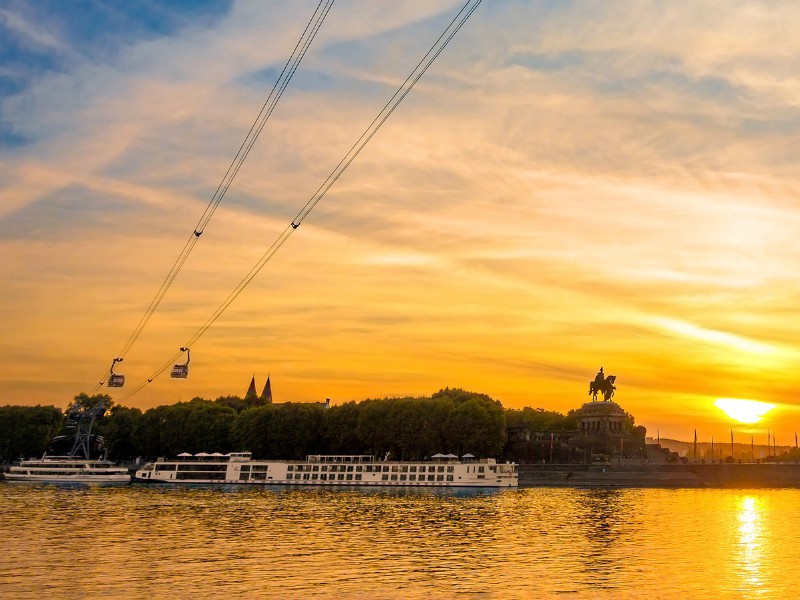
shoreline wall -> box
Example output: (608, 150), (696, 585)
(519, 463), (800, 487)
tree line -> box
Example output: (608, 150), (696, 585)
(1, 388), (522, 462)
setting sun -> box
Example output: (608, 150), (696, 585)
(714, 399), (776, 424)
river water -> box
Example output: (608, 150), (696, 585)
(1, 483), (798, 599)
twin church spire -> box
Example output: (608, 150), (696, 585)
(245, 374), (272, 403)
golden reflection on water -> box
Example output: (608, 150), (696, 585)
(1, 484), (800, 599)
(737, 496), (764, 595)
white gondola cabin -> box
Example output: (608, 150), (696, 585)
(171, 364), (188, 378)
(108, 374), (125, 387)
(170, 347), (190, 379)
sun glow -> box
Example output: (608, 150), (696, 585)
(714, 398), (776, 424)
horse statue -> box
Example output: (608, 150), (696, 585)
(588, 370), (616, 402)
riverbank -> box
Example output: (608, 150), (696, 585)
(519, 462), (800, 487)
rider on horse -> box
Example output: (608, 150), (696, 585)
(589, 367), (616, 401)
(594, 367), (605, 387)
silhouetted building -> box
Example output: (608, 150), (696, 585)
(505, 399), (646, 464)
(245, 376), (258, 400)
(243, 375), (330, 409)
(261, 376), (273, 404)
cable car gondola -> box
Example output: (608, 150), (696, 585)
(107, 358), (125, 388)
(171, 347), (190, 379)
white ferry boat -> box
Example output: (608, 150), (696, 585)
(5, 456), (130, 483)
(135, 453), (518, 487)
(4, 397), (130, 484)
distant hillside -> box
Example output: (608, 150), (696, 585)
(651, 437), (793, 459)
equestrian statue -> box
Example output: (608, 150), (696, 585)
(588, 367), (617, 402)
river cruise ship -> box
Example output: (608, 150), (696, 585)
(5, 456), (131, 483)
(134, 453), (518, 487)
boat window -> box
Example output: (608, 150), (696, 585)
(391, 466), (399, 472)
(381, 474), (388, 481)
(176, 472), (226, 481)
(355, 474), (362, 481)
(400, 466), (408, 473)
(346, 474), (353, 480)
(382, 466), (389, 473)
(400, 474), (407, 481)
(478, 466), (485, 473)
(409, 475), (416, 481)
(410, 466), (417, 473)
(390, 474), (398, 481)
(347, 465), (354, 472)
(337, 474), (344, 480)
(287, 465), (294, 471)
(428, 466), (436, 473)
(446, 475), (453, 481)
(427, 475), (435, 481)
(436, 475), (444, 481)
(437, 466), (444, 473)
(177, 464), (227, 472)
(447, 466), (454, 473)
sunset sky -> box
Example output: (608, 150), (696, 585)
(2, 0), (799, 442)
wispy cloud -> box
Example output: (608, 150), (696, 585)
(1, 1), (799, 442)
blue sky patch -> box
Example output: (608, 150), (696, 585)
(0, 0), (234, 99)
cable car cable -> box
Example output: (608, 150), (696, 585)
(117, 0), (483, 402)
(91, 0), (334, 393)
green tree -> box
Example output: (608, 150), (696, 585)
(132, 406), (167, 458)
(265, 403), (325, 459)
(0, 405), (63, 461)
(215, 394), (271, 413)
(506, 407), (569, 431)
(232, 405), (274, 457)
(445, 398), (507, 457)
(95, 404), (142, 460)
(71, 392), (114, 412)
(322, 401), (362, 454)
(183, 403), (237, 453)
(356, 399), (394, 455)
(158, 402), (195, 456)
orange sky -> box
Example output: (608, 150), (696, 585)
(1, 1), (799, 443)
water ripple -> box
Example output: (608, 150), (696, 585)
(1, 484), (799, 598)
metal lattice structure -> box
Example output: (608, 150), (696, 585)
(62, 399), (107, 459)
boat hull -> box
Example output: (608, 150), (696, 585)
(6, 457), (131, 484)
(5, 473), (131, 483)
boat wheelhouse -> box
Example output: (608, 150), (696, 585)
(135, 453), (518, 487)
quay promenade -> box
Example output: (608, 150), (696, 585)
(518, 462), (800, 487)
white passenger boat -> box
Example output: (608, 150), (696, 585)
(5, 456), (130, 483)
(4, 397), (130, 484)
(135, 453), (518, 487)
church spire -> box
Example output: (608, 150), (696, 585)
(245, 375), (257, 400)
(260, 375), (273, 404)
